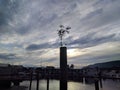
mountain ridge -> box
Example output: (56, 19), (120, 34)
(83, 60), (120, 69)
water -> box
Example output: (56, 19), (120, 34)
(19, 79), (120, 90)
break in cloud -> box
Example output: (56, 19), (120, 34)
(0, 0), (120, 68)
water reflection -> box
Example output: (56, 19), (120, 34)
(102, 79), (120, 90)
(68, 81), (94, 90)
(19, 79), (120, 90)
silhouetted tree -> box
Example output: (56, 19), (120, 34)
(57, 25), (71, 46)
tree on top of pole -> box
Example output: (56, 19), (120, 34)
(57, 25), (71, 47)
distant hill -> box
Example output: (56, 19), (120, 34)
(83, 60), (120, 69)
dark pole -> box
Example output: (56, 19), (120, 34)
(99, 71), (103, 88)
(99, 78), (102, 88)
(60, 47), (67, 90)
(95, 80), (99, 90)
(57, 25), (70, 90)
(36, 70), (39, 90)
(47, 77), (49, 90)
(47, 72), (49, 90)
(29, 70), (33, 90)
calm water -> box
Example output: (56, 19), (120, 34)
(18, 79), (120, 90)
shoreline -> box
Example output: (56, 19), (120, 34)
(0, 86), (28, 90)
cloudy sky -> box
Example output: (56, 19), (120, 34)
(0, 0), (120, 68)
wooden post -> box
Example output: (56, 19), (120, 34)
(36, 70), (39, 90)
(13, 81), (20, 86)
(99, 78), (102, 88)
(29, 70), (33, 90)
(60, 47), (67, 90)
(95, 80), (99, 90)
(99, 72), (103, 88)
(47, 77), (49, 90)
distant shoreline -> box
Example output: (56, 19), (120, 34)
(0, 86), (28, 90)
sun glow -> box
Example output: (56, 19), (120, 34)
(67, 49), (84, 58)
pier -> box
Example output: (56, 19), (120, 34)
(0, 64), (120, 88)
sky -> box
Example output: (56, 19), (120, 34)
(0, 0), (120, 68)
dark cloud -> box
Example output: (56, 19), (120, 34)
(68, 33), (116, 48)
(26, 42), (58, 51)
(15, 25), (33, 35)
(26, 37), (60, 51)
(26, 32), (116, 51)
(26, 41), (60, 51)
(90, 53), (120, 62)
(81, 1), (120, 29)
(0, 53), (17, 60)
(0, 0), (19, 24)
(0, 0), (20, 34)
(44, 58), (56, 63)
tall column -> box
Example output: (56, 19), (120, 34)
(60, 47), (67, 90)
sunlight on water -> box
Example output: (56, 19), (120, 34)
(20, 79), (120, 90)
(68, 81), (94, 90)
